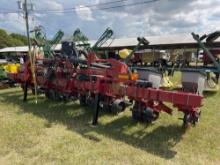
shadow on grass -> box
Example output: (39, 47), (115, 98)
(0, 88), (185, 159)
(203, 91), (219, 98)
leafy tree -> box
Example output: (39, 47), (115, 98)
(0, 29), (12, 48)
(0, 29), (28, 49)
(10, 33), (28, 45)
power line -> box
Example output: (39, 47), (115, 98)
(87, 0), (159, 11)
(0, 8), (17, 11)
(0, 0), (129, 13)
(36, 0), (130, 12)
(0, 0), (159, 15)
(38, 0), (159, 14)
(0, 10), (20, 14)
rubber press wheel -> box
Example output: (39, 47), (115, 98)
(182, 113), (191, 129)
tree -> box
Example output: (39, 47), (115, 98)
(10, 33), (28, 45)
(0, 29), (28, 49)
(0, 29), (12, 48)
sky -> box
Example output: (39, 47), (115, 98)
(0, 0), (220, 40)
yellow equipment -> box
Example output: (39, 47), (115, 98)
(161, 75), (174, 88)
(119, 49), (132, 59)
(120, 48), (174, 88)
(3, 63), (20, 74)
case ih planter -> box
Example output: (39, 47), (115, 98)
(8, 30), (203, 129)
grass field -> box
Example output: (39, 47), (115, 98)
(0, 86), (220, 164)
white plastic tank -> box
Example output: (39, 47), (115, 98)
(135, 68), (162, 89)
(181, 69), (206, 95)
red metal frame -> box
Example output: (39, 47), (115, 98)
(8, 51), (203, 127)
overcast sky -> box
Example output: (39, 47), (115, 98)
(0, 0), (220, 39)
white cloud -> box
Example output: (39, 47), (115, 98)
(34, 13), (46, 18)
(75, 5), (94, 21)
(1, 0), (220, 38)
(0, 13), (25, 33)
(92, 0), (220, 37)
(34, 0), (64, 16)
(0, 12), (40, 35)
(43, 1), (63, 11)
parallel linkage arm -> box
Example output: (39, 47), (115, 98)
(31, 26), (64, 58)
(192, 32), (220, 72)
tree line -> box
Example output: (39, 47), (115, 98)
(0, 29), (28, 49)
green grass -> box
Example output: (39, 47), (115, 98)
(0, 86), (219, 164)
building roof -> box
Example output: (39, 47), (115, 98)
(0, 45), (61, 53)
(0, 33), (220, 53)
(101, 33), (220, 49)
(0, 46), (28, 53)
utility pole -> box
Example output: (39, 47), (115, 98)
(24, 0), (31, 53)
(17, 0), (33, 56)
(17, 0), (35, 102)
